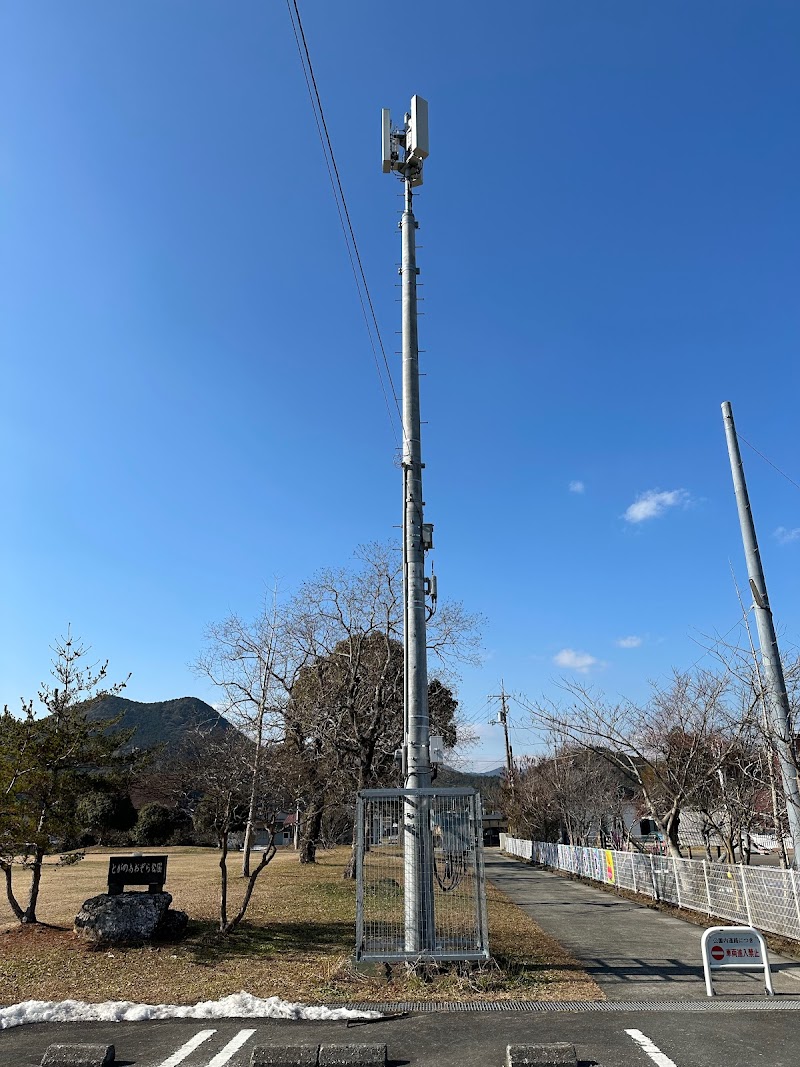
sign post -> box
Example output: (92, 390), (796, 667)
(107, 855), (168, 895)
(701, 925), (774, 997)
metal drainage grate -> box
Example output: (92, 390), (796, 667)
(332, 998), (800, 1013)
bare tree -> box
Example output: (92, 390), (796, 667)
(508, 741), (629, 846)
(194, 586), (289, 877)
(282, 542), (479, 874)
(522, 669), (753, 858)
(699, 621), (800, 867)
(195, 542), (482, 871)
(174, 728), (284, 934)
(693, 735), (771, 863)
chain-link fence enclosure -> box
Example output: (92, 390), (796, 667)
(355, 788), (490, 963)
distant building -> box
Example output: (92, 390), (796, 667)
(232, 811), (299, 850)
(481, 812), (508, 847)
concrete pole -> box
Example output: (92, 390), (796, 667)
(731, 567), (791, 868)
(401, 179), (431, 794)
(721, 400), (800, 868)
(400, 177), (435, 951)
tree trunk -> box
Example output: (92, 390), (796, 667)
(221, 838), (277, 935)
(724, 833), (736, 864)
(242, 698), (268, 878)
(703, 831), (713, 863)
(299, 801), (323, 864)
(23, 846), (45, 924)
(768, 758), (790, 869)
(663, 809), (682, 859)
(343, 771), (366, 880)
(219, 831), (229, 931)
(0, 861), (24, 923)
(343, 819), (357, 880)
(241, 821), (254, 878)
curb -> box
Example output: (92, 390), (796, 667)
(41, 1045), (115, 1067)
(251, 1045), (387, 1067)
(250, 1048), (318, 1067)
(506, 1044), (577, 1066)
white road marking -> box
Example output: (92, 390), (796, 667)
(205, 1028), (257, 1066)
(157, 1029), (216, 1067)
(625, 1028), (679, 1067)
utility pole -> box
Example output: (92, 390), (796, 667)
(729, 565), (791, 868)
(722, 400), (800, 868)
(383, 97), (435, 950)
(490, 683), (515, 835)
(489, 682), (515, 792)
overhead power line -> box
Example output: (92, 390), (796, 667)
(285, 0), (402, 445)
(736, 430), (800, 495)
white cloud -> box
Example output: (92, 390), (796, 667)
(569, 480), (585, 494)
(775, 526), (800, 545)
(553, 648), (599, 673)
(624, 488), (689, 524)
(616, 635), (643, 649)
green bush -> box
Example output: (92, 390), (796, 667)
(133, 803), (178, 846)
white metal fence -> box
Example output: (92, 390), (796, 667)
(356, 788), (490, 963)
(500, 834), (800, 942)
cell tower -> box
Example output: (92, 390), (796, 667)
(354, 97), (489, 965)
(384, 96), (434, 951)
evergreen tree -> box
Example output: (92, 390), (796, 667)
(0, 631), (132, 923)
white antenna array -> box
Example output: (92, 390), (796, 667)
(381, 95), (429, 186)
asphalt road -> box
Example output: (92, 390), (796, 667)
(3, 1006), (800, 1067)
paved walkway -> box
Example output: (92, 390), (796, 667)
(485, 849), (800, 999)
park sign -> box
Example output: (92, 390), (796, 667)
(701, 925), (774, 997)
(107, 855), (168, 895)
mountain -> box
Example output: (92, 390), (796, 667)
(86, 694), (232, 754)
(436, 765), (504, 812)
(476, 765), (506, 777)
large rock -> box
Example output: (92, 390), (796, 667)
(74, 891), (187, 944)
(155, 906), (189, 941)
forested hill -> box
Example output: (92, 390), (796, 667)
(436, 765), (504, 811)
(86, 695), (231, 753)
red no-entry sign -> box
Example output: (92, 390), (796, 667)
(701, 925), (774, 997)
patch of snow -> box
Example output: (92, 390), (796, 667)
(0, 991), (382, 1029)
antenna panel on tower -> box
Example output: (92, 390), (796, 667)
(381, 109), (393, 173)
(409, 96), (429, 161)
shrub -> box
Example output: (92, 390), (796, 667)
(133, 803), (178, 846)
(58, 851), (86, 866)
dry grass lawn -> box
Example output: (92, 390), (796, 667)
(0, 847), (602, 1006)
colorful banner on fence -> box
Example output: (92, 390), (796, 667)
(604, 849), (616, 884)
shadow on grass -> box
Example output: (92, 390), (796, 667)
(493, 955), (596, 975)
(184, 920), (354, 965)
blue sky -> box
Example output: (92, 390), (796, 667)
(2, 1), (799, 769)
